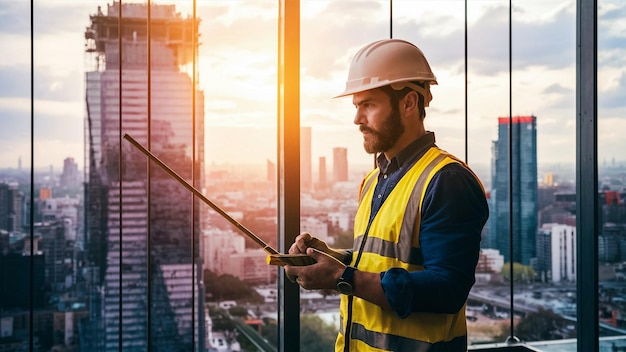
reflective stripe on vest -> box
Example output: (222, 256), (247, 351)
(337, 147), (470, 352)
(355, 149), (447, 266)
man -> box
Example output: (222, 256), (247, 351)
(285, 39), (489, 352)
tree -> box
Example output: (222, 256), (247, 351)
(204, 269), (264, 304)
(209, 307), (236, 332)
(259, 315), (337, 351)
(300, 315), (337, 352)
(515, 308), (576, 341)
(260, 317), (278, 347)
(501, 262), (536, 283)
(229, 306), (250, 318)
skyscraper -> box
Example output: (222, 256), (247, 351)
(318, 156), (327, 187)
(482, 141), (499, 250)
(493, 115), (538, 265)
(0, 182), (23, 233)
(333, 147), (348, 183)
(60, 157), (79, 189)
(536, 223), (576, 283)
(83, 3), (204, 350)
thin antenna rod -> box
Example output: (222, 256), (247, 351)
(389, 0), (393, 39)
(464, 0), (468, 163)
(29, 0), (34, 350)
(123, 134), (279, 255)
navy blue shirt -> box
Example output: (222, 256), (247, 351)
(363, 132), (489, 318)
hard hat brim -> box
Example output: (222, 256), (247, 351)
(333, 78), (438, 98)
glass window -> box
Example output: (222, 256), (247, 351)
(3, 1), (625, 351)
(598, 0), (626, 348)
(1, 1), (37, 350)
(194, 1), (280, 351)
(462, 1), (578, 348)
(299, 1), (393, 349)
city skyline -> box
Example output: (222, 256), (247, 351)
(1, 2), (625, 351)
(1, 1), (626, 171)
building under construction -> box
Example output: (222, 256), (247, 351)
(81, 2), (204, 351)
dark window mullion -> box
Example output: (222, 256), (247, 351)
(147, 1), (153, 350)
(118, 2), (124, 352)
(506, 0), (519, 343)
(576, 1), (599, 351)
(29, 0), (34, 350)
(191, 1), (198, 350)
(277, 0), (300, 350)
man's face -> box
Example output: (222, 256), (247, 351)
(352, 89), (404, 154)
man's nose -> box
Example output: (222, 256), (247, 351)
(353, 109), (365, 125)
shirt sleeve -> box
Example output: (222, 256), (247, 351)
(380, 163), (489, 318)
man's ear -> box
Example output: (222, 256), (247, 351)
(401, 91), (419, 113)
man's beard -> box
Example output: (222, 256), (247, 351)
(359, 109), (404, 154)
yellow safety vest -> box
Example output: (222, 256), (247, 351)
(336, 146), (476, 352)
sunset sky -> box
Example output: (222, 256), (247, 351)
(0, 0), (624, 173)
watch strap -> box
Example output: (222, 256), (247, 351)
(337, 266), (356, 295)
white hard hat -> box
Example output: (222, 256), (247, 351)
(335, 39), (437, 106)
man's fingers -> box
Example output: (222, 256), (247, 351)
(294, 232), (312, 253)
(304, 237), (326, 251)
(285, 267), (299, 282)
(307, 247), (345, 265)
(288, 243), (299, 254)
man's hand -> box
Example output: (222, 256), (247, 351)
(289, 232), (350, 263)
(285, 233), (392, 310)
(288, 232), (319, 254)
(284, 247), (346, 290)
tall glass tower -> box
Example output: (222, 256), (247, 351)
(493, 116), (538, 265)
(82, 3), (204, 351)
(333, 147), (348, 183)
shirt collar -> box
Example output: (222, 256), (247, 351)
(377, 131), (436, 173)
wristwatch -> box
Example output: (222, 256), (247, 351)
(336, 266), (356, 295)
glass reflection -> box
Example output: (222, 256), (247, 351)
(2, 0), (625, 351)
(1, 0), (38, 348)
(598, 0), (626, 348)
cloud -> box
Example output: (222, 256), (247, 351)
(0, 65), (83, 101)
(33, 2), (94, 34)
(298, 2), (579, 82)
(0, 105), (83, 168)
(197, 3), (277, 53)
(0, 108), (30, 142)
(600, 72), (626, 110)
(0, 98), (83, 136)
(0, 66), (30, 97)
(543, 83), (572, 95)
(297, 1), (623, 166)
(461, 4), (577, 76)
(600, 2), (626, 20)
(0, 1), (94, 35)
(0, 2), (31, 35)
(0, 0), (625, 169)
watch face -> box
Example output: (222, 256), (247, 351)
(337, 280), (353, 295)
(337, 266), (356, 295)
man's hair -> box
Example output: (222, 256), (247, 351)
(380, 81), (427, 120)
